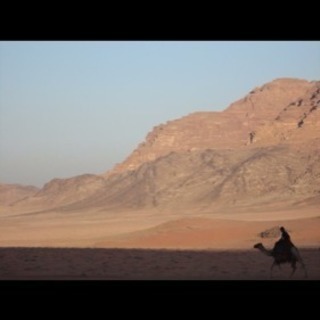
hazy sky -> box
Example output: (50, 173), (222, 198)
(1, 41), (320, 187)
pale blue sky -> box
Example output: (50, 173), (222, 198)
(1, 41), (319, 187)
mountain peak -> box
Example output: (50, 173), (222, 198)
(105, 78), (317, 177)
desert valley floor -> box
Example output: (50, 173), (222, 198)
(0, 205), (319, 280)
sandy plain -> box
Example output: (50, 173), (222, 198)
(0, 205), (319, 280)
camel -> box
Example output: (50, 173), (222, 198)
(253, 241), (308, 278)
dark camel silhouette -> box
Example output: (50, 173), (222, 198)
(253, 241), (308, 278)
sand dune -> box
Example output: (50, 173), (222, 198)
(94, 216), (320, 250)
(0, 205), (319, 250)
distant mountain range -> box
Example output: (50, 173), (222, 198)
(2, 78), (320, 213)
(0, 184), (39, 206)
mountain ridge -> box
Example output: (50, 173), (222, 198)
(0, 183), (39, 206)
(3, 78), (320, 213)
(104, 78), (317, 177)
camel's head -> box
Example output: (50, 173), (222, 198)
(253, 243), (263, 249)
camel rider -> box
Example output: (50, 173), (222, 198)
(280, 227), (292, 245)
(277, 226), (299, 259)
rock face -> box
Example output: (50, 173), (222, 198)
(252, 80), (320, 146)
(6, 78), (320, 212)
(61, 144), (319, 212)
(104, 78), (315, 176)
(0, 184), (39, 206)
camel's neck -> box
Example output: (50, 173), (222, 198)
(257, 245), (272, 256)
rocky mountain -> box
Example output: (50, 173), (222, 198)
(252, 80), (320, 146)
(0, 183), (39, 206)
(105, 78), (315, 176)
(57, 143), (319, 212)
(13, 174), (107, 211)
(6, 78), (320, 212)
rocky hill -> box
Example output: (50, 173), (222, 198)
(12, 174), (107, 211)
(105, 78), (315, 176)
(7, 78), (320, 212)
(58, 143), (319, 212)
(0, 184), (39, 206)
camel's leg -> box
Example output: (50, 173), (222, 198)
(301, 262), (308, 279)
(290, 261), (296, 279)
(291, 247), (308, 278)
(270, 261), (276, 279)
(291, 247), (300, 260)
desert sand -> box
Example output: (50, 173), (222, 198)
(0, 247), (319, 280)
(0, 205), (319, 280)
